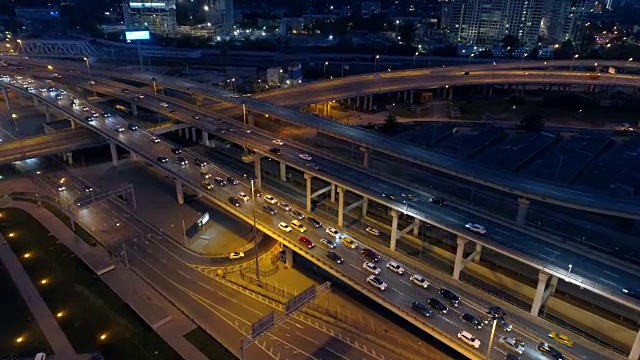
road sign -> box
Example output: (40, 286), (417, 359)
(285, 285), (316, 315)
(250, 311), (274, 339)
(197, 212), (210, 227)
(125, 31), (150, 41)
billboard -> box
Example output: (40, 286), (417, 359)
(125, 31), (150, 41)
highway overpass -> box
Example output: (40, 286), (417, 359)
(0, 129), (101, 164)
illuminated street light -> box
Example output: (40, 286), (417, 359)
(16, 337), (24, 343)
(8, 232), (15, 238)
(413, 52), (419, 68)
(99, 333), (107, 341)
(203, 5), (209, 11)
(570, 54), (579, 72)
(40, 279), (48, 285)
(23, 253), (31, 258)
(47, 65), (53, 70)
(323, 61), (328, 79)
(374, 55), (380, 72)
(83, 57), (91, 76)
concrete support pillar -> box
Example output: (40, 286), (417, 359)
(412, 218), (420, 236)
(547, 275), (558, 295)
(410, 91), (414, 104)
(33, 96), (39, 106)
(403, 91), (408, 103)
(305, 173), (312, 212)
(362, 198), (368, 217)
(368, 95), (373, 111)
(517, 197), (531, 225)
(44, 104), (51, 123)
(453, 236), (468, 280)
(473, 242), (482, 263)
(360, 146), (370, 168)
(489, 87), (493, 97)
(389, 209), (399, 251)
(448, 87), (454, 100)
(356, 96), (360, 108)
(337, 186), (345, 227)
(254, 159), (262, 190)
(191, 127), (196, 141)
(362, 96), (367, 110)
(184, 127), (190, 140)
(629, 329), (640, 360)
(131, 103), (138, 116)
(284, 246), (293, 268)
(397, 92), (401, 101)
(2, 88), (10, 111)
(279, 162), (286, 181)
(175, 180), (184, 205)
(530, 271), (551, 316)
(109, 142), (118, 166)
(202, 131), (209, 146)
(66, 152), (73, 165)
(330, 184), (336, 203)
(248, 114), (255, 127)
(61, 152), (67, 162)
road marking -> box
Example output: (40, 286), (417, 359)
(440, 316), (457, 326)
(296, 331), (319, 344)
(494, 348), (507, 355)
(399, 279), (411, 287)
(326, 347), (350, 360)
(280, 324), (291, 330)
(177, 270), (191, 279)
(603, 270), (620, 278)
(350, 264), (362, 272)
(286, 319), (303, 329)
(392, 288), (405, 296)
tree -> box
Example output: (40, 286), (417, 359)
(501, 35), (520, 57)
(380, 113), (399, 134)
(519, 112), (544, 132)
(553, 39), (576, 59)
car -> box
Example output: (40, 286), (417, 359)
(505, 355), (521, 360)
(320, 238), (336, 249)
(305, 163), (320, 170)
(461, 313), (483, 329)
(128, 123), (138, 131)
(548, 332), (574, 347)
(88, 80), (95, 85)
(81, 106), (90, 112)
(365, 227), (381, 236)
(499, 337), (524, 354)
(291, 210), (305, 220)
(54, 74), (62, 79)
(363, 262), (381, 275)
(90, 111), (100, 118)
(151, 137), (161, 143)
(192, 115), (200, 120)
(278, 202), (291, 211)
(176, 157), (188, 166)
(228, 196), (241, 207)
(171, 147), (182, 154)
(299, 153), (313, 161)
(298, 236), (315, 248)
(366, 275), (387, 291)
(465, 223), (487, 235)
(194, 158), (206, 167)
(272, 139), (285, 146)
(387, 261), (405, 275)
(169, 109), (177, 114)
(102, 112), (111, 117)
(427, 298), (448, 314)
(487, 306), (506, 318)
(429, 197), (448, 205)
(157, 155), (169, 163)
(48, 86), (56, 92)
(462, 71), (470, 75)
(202, 181), (213, 190)
(622, 288), (640, 300)
(307, 217), (322, 228)
(496, 316), (513, 331)
(326, 251), (343, 264)
(290, 220), (307, 232)
(458, 331), (481, 349)
(278, 222), (292, 232)
(159, 102), (169, 107)
(121, 88), (129, 93)
(263, 195), (277, 204)
(326, 227), (340, 237)
(410, 301), (432, 317)
(55, 94), (64, 99)
(82, 185), (94, 193)
(227, 176), (239, 185)
(214, 177), (227, 186)
(237, 192), (250, 202)
(135, 94), (145, 99)
(537, 342), (564, 359)
(229, 252), (245, 260)
(439, 289), (460, 306)
(361, 248), (380, 262)
(342, 237), (357, 248)
(382, 193), (397, 201)
(57, 185), (66, 191)
(409, 274), (429, 288)
(269, 148), (281, 155)
(84, 116), (94, 122)
(200, 171), (212, 179)
(114, 126), (125, 132)
(402, 193), (418, 201)
(263, 205), (277, 215)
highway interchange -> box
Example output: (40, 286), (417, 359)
(0, 69), (631, 359)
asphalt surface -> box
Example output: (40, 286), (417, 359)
(0, 73), (632, 358)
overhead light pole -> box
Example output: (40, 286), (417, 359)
(413, 52), (418, 68)
(485, 318), (497, 359)
(374, 55), (380, 72)
(323, 61), (328, 79)
(244, 173), (260, 279)
(570, 54), (579, 72)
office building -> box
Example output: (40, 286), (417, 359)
(207, 0), (234, 36)
(361, 2), (382, 17)
(441, 0), (591, 48)
(123, 0), (177, 35)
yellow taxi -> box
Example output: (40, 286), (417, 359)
(548, 332), (574, 347)
(290, 220), (307, 233)
(202, 181), (213, 190)
(342, 237), (357, 249)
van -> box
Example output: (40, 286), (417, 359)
(34, 353), (46, 360)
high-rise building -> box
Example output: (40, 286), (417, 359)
(441, 0), (591, 48)
(207, 0), (234, 36)
(123, 0), (177, 35)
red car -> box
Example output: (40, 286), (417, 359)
(298, 236), (315, 249)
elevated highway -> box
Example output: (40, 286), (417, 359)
(19, 58), (640, 220)
(0, 129), (101, 164)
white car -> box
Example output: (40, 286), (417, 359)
(366, 275), (387, 291)
(498, 337), (524, 354)
(409, 274), (429, 288)
(320, 238), (336, 249)
(458, 331), (481, 348)
(263, 195), (277, 204)
(278, 222), (292, 232)
(465, 223), (487, 235)
(151, 137), (161, 143)
(114, 126), (125, 132)
(365, 227), (381, 236)
(88, 80), (95, 85)
(299, 154), (313, 161)
(386, 261), (405, 275)
(272, 139), (285, 146)
(305, 163), (320, 170)
(159, 102), (169, 107)
(363, 262), (381, 275)
(278, 202), (291, 211)
(229, 252), (245, 260)
(326, 227), (340, 238)
(237, 192), (250, 202)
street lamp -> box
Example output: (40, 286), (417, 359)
(323, 61), (328, 79)
(151, 77), (157, 100)
(11, 113), (18, 132)
(485, 318), (498, 359)
(374, 55), (380, 72)
(570, 54), (579, 71)
(413, 52), (418, 68)
(244, 173), (260, 279)
(83, 57), (91, 75)
(467, 53), (475, 64)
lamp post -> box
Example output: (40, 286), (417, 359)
(374, 55), (380, 72)
(570, 54), (579, 71)
(244, 174), (260, 279)
(242, 103), (247, 126)
(83, 57), (91, 76)
(486, 319), (498, 359)
(11, 113), (18, 133)
(151, 77), (157, 100)
(467, 53), (475, 64)
(413, 52), (418, 68)
(323, 61), (328, 79)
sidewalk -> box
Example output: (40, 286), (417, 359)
(0, 235), (86, 360)
(2, 199), (208, 360)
